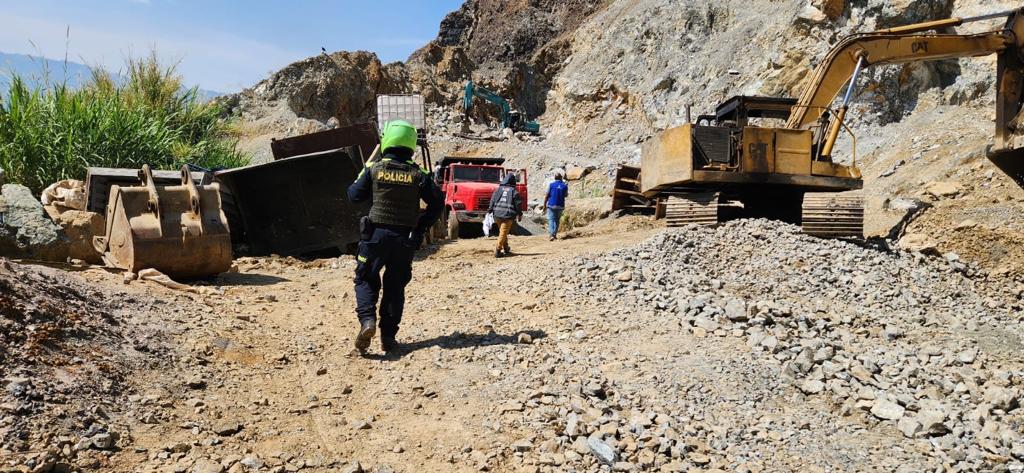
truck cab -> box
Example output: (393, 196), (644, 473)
(437, 156), (528, 239)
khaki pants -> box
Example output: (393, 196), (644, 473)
(496, 218), (514, 252)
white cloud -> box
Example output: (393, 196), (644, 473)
(0, 12), (300, 92)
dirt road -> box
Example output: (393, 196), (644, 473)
(88, 218), (659, 472)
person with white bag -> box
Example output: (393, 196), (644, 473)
(486, 174), (523, 258)
(482, 211), (495, 237)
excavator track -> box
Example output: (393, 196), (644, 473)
(664, 192), (720, 227)
(801, 193), (864, 238)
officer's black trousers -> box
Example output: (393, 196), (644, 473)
(353, 228), (415, 338)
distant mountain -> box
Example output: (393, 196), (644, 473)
(0, 52), (223, 101)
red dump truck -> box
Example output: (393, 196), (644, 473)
(436, 156), (527, 239)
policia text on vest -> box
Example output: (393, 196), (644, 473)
(346, 147), (443, 353)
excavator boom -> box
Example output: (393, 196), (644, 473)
(785, 8), (1024, 184)
(788, 9), (1024, 129)
(786, 32), (1011, 129)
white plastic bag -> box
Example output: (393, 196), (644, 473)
(482, 212), (495, 236)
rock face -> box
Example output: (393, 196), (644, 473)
(229, 0), (1001, 158)
(541, 0), (967, 160)
(0, 184), (68, 261)
(410, 0), (605, 117)
(230, 51), (410, 129)
(431, 0), (604, 65)
(228, 0), (606, 146)
(224, 51), (412, 163)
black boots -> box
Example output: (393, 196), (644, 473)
(381, 335), (399, 352)
(356, 320), (400, 353)
(495, 249), (503, 258)
(355, 319), (376, 352)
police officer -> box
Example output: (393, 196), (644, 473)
(348, 120), (443, 353)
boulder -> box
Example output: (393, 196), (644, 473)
(0, 184), (69, 261)
(877, 196), (930, 239)
(924, 181), (963, 199)
(898, 233), (939, 255)
(797, 5), (828, 24)
(814, 0), (845, 19)
(870, 398), (906, 421)
(44, 207), (104, 264)
(565, 166), (595, 181)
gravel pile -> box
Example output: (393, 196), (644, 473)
(492, 219), (1024, 472)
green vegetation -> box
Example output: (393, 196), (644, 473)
(0, 52), (247, 193)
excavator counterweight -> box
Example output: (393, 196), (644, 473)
(636, 7), (1024, 238)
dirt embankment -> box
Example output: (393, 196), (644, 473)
(0, 258), (181, 471)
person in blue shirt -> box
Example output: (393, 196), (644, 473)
(542, 171), (569, 241)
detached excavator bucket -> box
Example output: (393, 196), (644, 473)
(93, 165), (232, 279)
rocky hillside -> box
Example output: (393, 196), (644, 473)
(226, 0), (1024, 275)
(229, 0), (997, 152)
(224, 0), (606, 162)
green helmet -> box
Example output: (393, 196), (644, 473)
(380, 120), (418, 152)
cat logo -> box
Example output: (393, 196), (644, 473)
(912, 41), (929, 53)
(377, 169), (416, 185)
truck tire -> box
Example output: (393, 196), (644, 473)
(447, 210), (460, 240)
(428, 219), (445, 244)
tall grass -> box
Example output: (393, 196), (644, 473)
(0, 53), (247, 193)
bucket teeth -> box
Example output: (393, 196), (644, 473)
(664, 192), (720, 227)
(802, 193), (864, 239)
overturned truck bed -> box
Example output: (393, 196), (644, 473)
(216, 147), (369, 256)
(216, 123), (378, 256)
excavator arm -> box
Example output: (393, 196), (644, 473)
(785, 8), (1024, 185)
(464, 81), (512, 127)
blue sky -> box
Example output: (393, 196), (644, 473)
(0, 0), (464, 92)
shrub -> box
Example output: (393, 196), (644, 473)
(0, 53), (247, 194)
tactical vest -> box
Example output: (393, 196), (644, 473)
(369, 158), (421, 228)
(491, 186), (518, 219)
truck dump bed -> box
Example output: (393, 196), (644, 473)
(215, 147), (369, 256)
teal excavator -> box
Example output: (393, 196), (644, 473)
(463, 81), (540, 135)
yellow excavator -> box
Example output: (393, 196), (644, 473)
(633, 8), (1024, 237)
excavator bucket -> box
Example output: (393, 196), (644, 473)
(93, 165), (232, 279)
(988, 148), (1024, 187)
(991, 31), (1024, 188)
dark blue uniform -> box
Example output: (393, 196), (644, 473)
(347, 154), (443, 340)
